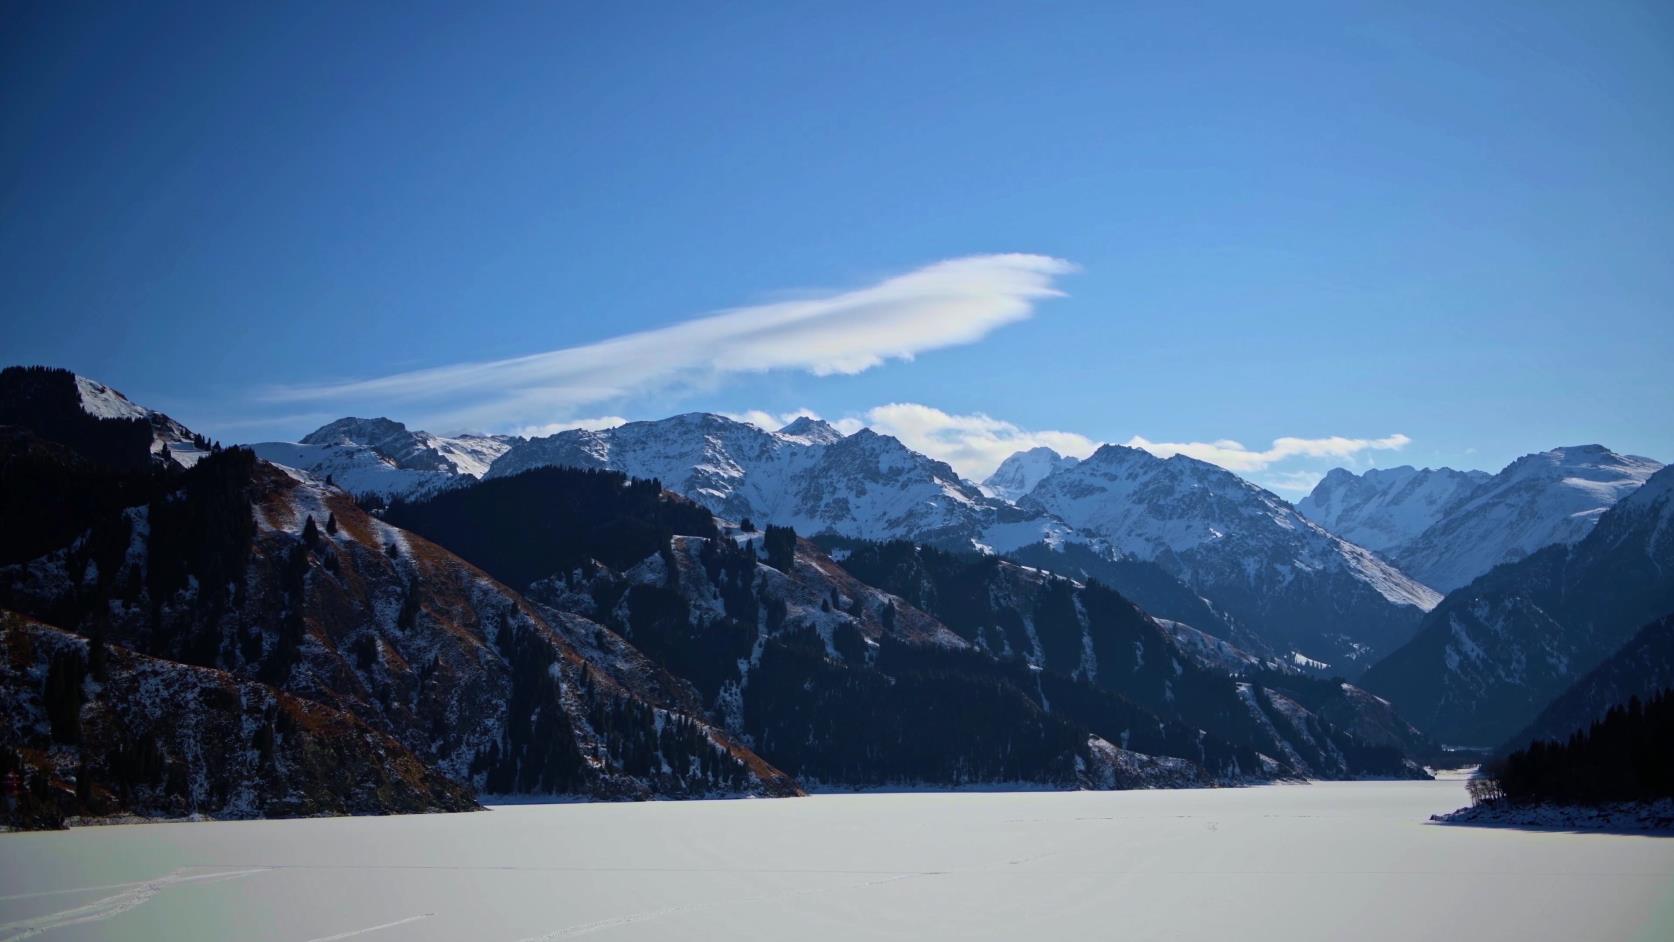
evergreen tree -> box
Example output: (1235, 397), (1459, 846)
(325, 512), (338, 535)
(44, 649), (85, 744)
(301, 515), (320, 547)
(763, 525), (796, 572)
(1482, 688), (1674, 805)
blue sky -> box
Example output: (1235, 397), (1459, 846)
(3, 1), (1670, 490)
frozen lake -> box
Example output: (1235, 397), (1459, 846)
(2, 778), (1670, 941)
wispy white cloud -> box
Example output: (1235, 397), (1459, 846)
(710, 402), (1406, 489)
(857, 403), (1100, 480)
(1257, 469), (1329, 494)
(722, 408), (824, 432)
(1124, 433), (1411, 472)
(261, 254), (1075, 430)
(514, 416), (629, 438)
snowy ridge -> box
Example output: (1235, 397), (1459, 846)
(75, 374), (152, 420)
(249, 440), (464, 501)
(1297, 465), (1490, 553)
(1391, 445), (1662, 592)
(72, 373), (208, 468)
(1020, 444), (1439, 668)
(250, 416), (519, 499)
(487, 412), (1074, 553)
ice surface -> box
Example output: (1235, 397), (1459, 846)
(1, 780), (1670, 941)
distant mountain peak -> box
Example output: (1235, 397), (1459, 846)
(299, 416), (413, 447)
(982, 446), (1080, 503)
(252, 415), (517, 498)
(1023, 441), (1440, 669)
(1297, 464), (1490, 554)
(777, 416), (844, 444)
(1391, 444), (1662, 593)
(484, 411), (1070, 553)
(1364, 460), (1674, 746)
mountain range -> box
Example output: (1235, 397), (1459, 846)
(1361, 464), (1674, 745)
(485, 412), (1073, 553)
(1018, 445), (1441, 672)
(247, 408), (1667, 696)
(1297, 465), (1491, 554)
(1, 368), (1442, 828)
(4, 364), (1670, 828)
(1300, 446), (1662, 593)
(250, 417), (519, 501)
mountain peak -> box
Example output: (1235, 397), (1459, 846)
(300, 416), (411, 447)
(256, 415), (516, 492)
(1024, 442), (1441, 667)
(777, 416), (844, 444)
(1390, 444), (1664, 592)
(1296, 464), (1490, 555)
(71, 373), (152, 421)
(982, 446), (1079, 503)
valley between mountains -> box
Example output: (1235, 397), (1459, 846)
(2, 364), (1670, 828)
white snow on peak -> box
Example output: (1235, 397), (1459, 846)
(250, 416), (520, 499)
(74, 375), (151, 421)
(1392, 445), (1663, 593)
(1297, 465), (1490, 553)
(72, 373), (206, 468)
(777, 416), (845, 445)
(486, 412), (1072, 553)
(1021, 444), (1441, 613)
(982, 446), (1081, 503)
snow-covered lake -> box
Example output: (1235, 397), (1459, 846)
(2, 779), (1670, 941)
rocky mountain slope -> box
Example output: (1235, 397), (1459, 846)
(1362, 465), (1674, 746)
(1020, 445), (1440, 672)
(0, 367), (1460, 825)
(485, 412), (1070, 553)
(1, 383), (801, 827)
(389, 472), (1428, 784)
(1, 611), (476, 829)
(1499, 612), (1674, 755)
(1390, 446), (1662, 593)
(249, 417), (518, 501)
(835, 539), (1431, 775)
(1297, 465), (1490, 554)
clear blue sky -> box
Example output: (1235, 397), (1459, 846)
(4, 1), (1670, 489)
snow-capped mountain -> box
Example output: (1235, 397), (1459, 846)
(249, 417), (519, 500)
(982, 446), (1080, 502)
(1390, 445), (1662, 593)
(301, 417), (515, 477)
(1021, 445), (1441, 670)
(486, 413), (1071, 552)
(0, 366), (209, 470)
(1363, 464), (1674, 746)
(1296, 465), (1490, 554)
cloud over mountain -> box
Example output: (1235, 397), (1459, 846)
(263, 254), (1074, 429)
(1125, 434), (1411, 473)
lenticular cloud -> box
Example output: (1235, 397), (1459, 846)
(263, 253), (1075, 428)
